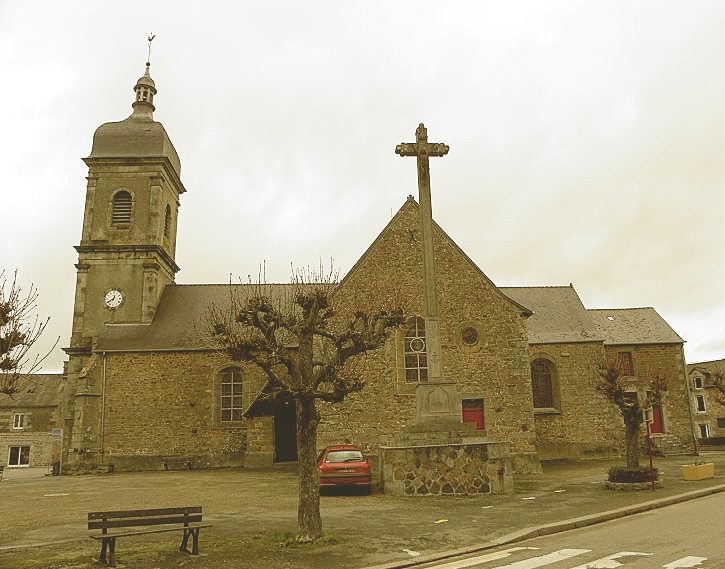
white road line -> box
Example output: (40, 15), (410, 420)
(428, 547), (540, 569)
(569, 551), (652, 568)
(663, 557), (708, 568)
(492, 549), (591, 569)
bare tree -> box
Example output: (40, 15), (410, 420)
(710, 370), (725, 407)
(0, 270), (58, 395)
(208, 267), (404, 542)
(596, 364), (667, 469)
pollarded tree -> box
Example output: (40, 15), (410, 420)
(208, 268), (404, 542)
(0, 269), (58, 395)
(596, 364), (667, 469)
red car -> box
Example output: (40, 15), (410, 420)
(317, 445), (371, 493)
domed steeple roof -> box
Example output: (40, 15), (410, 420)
(87, 61), (181, 176)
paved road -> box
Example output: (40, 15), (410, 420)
(421, 493), (725, 568)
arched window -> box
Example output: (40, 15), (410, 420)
(163, 204), (172, 239)
(531, 358), (557, 409)
(111, 191), (132, 226)
(220, 367), (243, 422)
(404, 316), (427, 383)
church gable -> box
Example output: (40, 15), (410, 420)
(338, 197), (531, 322)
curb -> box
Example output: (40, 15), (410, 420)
(362, 483), (725, 569)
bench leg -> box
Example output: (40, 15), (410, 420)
(108, 537), (117, 567)
(180, 527), (200, 555)
(99, 536), (117, 566)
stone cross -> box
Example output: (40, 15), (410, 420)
(396, 123), (449, 383)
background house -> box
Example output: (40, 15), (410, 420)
(0, 374), (64, 469)
(687, 359), (725, 442)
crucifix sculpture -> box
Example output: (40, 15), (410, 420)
(396, 124), (449, 384)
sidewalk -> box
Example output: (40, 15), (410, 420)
(1, 452), (724, 569)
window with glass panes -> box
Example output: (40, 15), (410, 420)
(404, 317), (428, 383)
(220, 368), (243, 422)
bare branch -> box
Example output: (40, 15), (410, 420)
(0, 269), (58, 395)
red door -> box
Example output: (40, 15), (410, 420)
(651, 404), (664, 434)
(462, 399), (485, 430)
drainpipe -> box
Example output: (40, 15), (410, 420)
(680, 345), (699, 456)
(100, 352), (106, 464)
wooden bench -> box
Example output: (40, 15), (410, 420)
(88, 506), (209, 566)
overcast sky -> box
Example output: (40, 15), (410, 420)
(2, 1), (724, 372)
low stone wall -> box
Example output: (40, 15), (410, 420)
(380, 441), (512, 496)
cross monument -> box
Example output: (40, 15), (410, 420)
(395, 123), (448, 384)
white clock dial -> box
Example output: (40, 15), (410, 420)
(104, 289), (124, 309)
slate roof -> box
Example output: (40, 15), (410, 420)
(0, 374), (64, 408)
(500, 285), (603, 344)
(687, 359), (725, 374)
(587, 308), (684, 345)
(96, 283), (305, 352)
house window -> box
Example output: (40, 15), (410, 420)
(718, 418), (725, 428)
(696, 395), (706, 413)
(220, 367), (243, 422)
(111, 190), (133, 226)
(12, 413), (24, 430)
(531, 358), (557, 409)
(8, 446), (30, 467)
(693, 376), (703, 389)
(699, 424), (710, 439)
(404, 317), (427, 383)
(616, 352), (634, 376)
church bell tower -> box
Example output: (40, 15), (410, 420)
(62, 54), (186, 470)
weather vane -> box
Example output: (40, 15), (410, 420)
(146, 33), (156, 66)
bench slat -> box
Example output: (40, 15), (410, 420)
(88, 514), (202, 530)
(88, 506), (202, 520)
(90, 524), (211, 540)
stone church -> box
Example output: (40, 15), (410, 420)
(60, 62), (695, 474)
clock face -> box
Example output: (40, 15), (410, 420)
(104, 289), (124, 309)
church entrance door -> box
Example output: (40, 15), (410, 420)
(273, 400), (298, 462)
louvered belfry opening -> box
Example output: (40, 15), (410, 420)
(112, 191), (133, 225)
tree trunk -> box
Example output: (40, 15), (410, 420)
(625, 416), (641, 469)
(295, 397), (322, 542)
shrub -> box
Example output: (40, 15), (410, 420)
(608, 466), (658, 483)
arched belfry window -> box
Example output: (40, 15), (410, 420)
(404, 316), (428, 383)
(220, 367), (244, 422)
(163, 204), (172, 239)
(531, 358), (559, 410)
(111, 190), (132, 226)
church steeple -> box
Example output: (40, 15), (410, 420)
(132, 62), (157, 116)
(132, 35), (157, 117)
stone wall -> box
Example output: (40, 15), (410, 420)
(380, 441), (513, 496)
(100, 350), (265, 470)
(530, 342), (624, 459)
(603, 344), (694, 454)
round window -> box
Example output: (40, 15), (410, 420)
(461, 326), (479, 346)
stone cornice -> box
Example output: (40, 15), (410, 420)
(74, 244), (180, 274)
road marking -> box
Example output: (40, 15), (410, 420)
(569, 551), (652, 568)
(428, 547), (540, 569)
(491, 549), (591, 569)
(402, 548), (421, 557)
(663, 557), (707, 568)
(42, 493), (69, 497)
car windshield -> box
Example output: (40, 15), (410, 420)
(325, 450), (363, 463)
